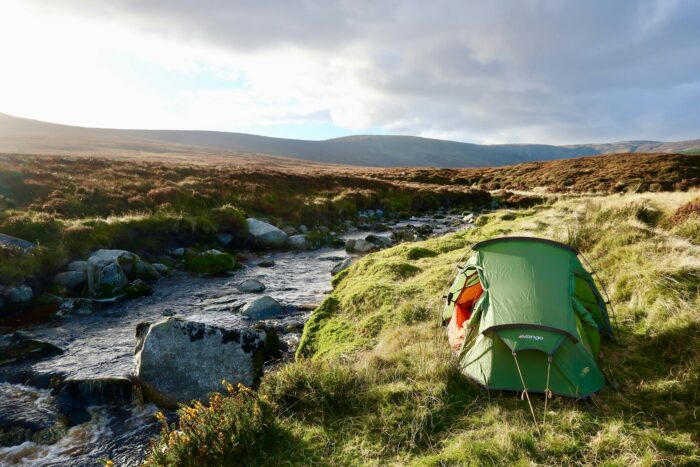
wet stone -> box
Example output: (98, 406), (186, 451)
(236, 279), (266, 293)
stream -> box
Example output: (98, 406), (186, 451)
(0, 213), (471, 466)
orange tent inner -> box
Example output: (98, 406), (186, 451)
(448, 273), (483, 352)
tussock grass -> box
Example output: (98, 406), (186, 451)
(146, 191), (700, 465)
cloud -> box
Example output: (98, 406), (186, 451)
(5, 0), (700, 143)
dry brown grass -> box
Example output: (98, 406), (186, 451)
(373, 152), (700, 193)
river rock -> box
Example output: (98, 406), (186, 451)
(246, 218), (288, 247)
(352, 239), (377, 253)
(53, 271), (87, 289)
(134, 318), (266, 407)
(237, 279), (266, 293)
(87, 249), (159, 297)
(240, 296), (284, 320)
(216, 233), (234, 246)
(0, 233), (36, 252)
(257, 259), (275, 268)
(344, 239), (356, 252)
(287, 234), (311, 250)
(57, 298), (94, 316)
(67, 261), (88, 272)
(153, 263), (169, 275)
(331, 258), (353, 275)
(392, 229), (418, 242)
(298, 224), (308, 234)
(172, 248), (186, 257)
(88, 259), (128, 297)
(365, 234), (393, 248)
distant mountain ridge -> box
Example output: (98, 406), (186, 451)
(0, 112), (698, 167)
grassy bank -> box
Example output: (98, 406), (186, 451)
(146, 191), (699, 465)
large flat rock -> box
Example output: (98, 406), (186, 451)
(134, 318), (266, 407)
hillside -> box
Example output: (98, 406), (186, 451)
(146, 191), (700, 465)
(2, 113), (699, 167)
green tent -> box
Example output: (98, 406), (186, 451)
(443, 237), (613, 398)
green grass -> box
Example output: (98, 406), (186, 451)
(145, 191), (700, 466)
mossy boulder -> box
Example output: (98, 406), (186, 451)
(186, 250), (235, 275)
(86, 249), (160, 298)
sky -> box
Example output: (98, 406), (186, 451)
(0, 0), (699, 144)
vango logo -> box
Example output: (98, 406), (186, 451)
(518, 334), (544, 341)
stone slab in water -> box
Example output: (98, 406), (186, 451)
(0, 332), (63, 367)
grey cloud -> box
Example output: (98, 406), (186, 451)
(35, 0), (700, 143)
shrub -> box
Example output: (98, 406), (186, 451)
(211, 204), (247, 237)
(146, 385), (271, 466)
(671, 197), (700, 223)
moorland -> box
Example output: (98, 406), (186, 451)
(0, 150), (698, 465)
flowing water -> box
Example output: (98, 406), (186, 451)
(0, 213), (471, 466)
